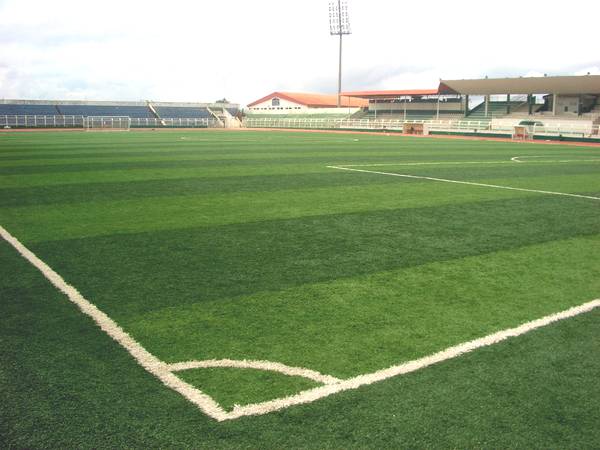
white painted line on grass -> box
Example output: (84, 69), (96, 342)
(511, 155), (600, 163)
(0, 225), (229, 422)
(3, 223), (600, 422)
(341, 161), (515, 167)
(226, 299), (600, 420)
(168, 359), (341, 385)
(342, 156), (600, 167)
(327, 165), (600, 201)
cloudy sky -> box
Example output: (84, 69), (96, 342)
(0, 0), (598, 106)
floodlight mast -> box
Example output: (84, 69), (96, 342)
(329, 0), (351, 107)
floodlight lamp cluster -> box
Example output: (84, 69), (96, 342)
(328, 0), (351, 36)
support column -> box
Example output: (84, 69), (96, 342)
(528, 94), (533, 115)
(553, 93), (558, 116)
(464, 95), (470, 116)
(506, 94), (511, 114)
(484, 95), (489, 116)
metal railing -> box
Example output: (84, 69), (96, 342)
(0, 115), (85, 127)
(2, 114), (598, 138)
(245, 117), (494, 132)
(130, 117), (222, 128)
(244, 117), (600, 139)
(490, 121), (599, 138)
(0, 115), (222, 129)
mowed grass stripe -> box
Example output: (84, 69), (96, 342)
(4, 162), (597, 208)
(0, 172), (423, 208)
(0, 156), (373, 175)
(374, 161), (600, 181)
(0, 149), (462, 172)
(369, 163), (600, 195)
(0, 180), (589, 244)
(3, 148), (535, 167)
(2, 130), (596, 163)
(125, 234), (600, 378)
(28, 195), (599, 316)
(2, 131), (600, 442)
(3, 159), (599, 190)
(5, 168), (600, 243)
(0, 135), (399, 159)
(3, 236), (599, 447)
(0, 163), (333, 188)
(2, 134), (597, 188)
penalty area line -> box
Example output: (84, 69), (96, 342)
(327, 165), (600, 201)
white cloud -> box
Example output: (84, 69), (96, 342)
(0, 0), (598, 105)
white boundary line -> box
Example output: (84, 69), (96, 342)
(342, 161), (515, 167)
(511, 155), (600, 163)
(342, 159), (600, 167)
(3, 154), (600, 422)
(0, 224), (228, 422)
(326, 165), (600, 201)
(226, 298), (600, 420)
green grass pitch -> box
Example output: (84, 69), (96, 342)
(1, 129), (599, 448)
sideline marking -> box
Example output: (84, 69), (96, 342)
(341, 161), (515, 167)
(0, 224), (228, 422)
(339, 154), (600, 168)
(226, 298), (600, 420)
(327, 165), (600, 201)
(511, 155), (600, 163)
(3, 224), (600, 420)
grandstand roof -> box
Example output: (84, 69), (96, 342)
(247, 92), (368, 108)
(342, 89), (440, 98)
(439, 75), (600, 95)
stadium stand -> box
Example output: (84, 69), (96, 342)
(153, 106), (212, 118)
(0, 99), (241, 129)
(246, 113), (352, 119)
(591, 97), (600, 123)
(0, 103), (60, 115)
(0, 100), (237, 120)
(466, 101), (523, 121)
(364, 110), (461, 121)
(56, 105), (154, 118)
(226, 107), (239, 117)
(350, 109), (369, 119)
(510, 102), (544, 115)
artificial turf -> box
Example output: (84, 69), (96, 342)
(1, 129), (599, 448)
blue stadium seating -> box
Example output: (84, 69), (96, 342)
(0, 102), (231, 120)
(56, 105), (153, 118)
(0, 103), (154, 118)
(153, 106), (212, 118)
(0, 104), (59, 115)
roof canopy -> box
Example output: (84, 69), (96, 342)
(439, 75), (600, 95)
(248, 92), (368, 108)
(342, 89), (439, 99)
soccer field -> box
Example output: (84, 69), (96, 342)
(1, 129), (599, 448)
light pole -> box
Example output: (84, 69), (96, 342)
(329, 1), (351, 108)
